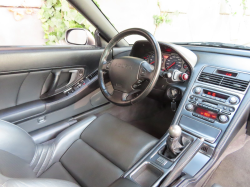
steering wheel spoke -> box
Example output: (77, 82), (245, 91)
(101, 60), (112, 72)
(139, 61), (155, 80)
(123, 89), (141, 101)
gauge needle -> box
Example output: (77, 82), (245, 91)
(167, 62), (176, 70)
(150, 61), (155, 64)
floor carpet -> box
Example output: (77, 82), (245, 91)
(205, 140), (250, 187)
(97, 97), (175, 139)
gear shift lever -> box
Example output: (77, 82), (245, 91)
(169, 125), (182, 138)
(162, 125), (189, 159)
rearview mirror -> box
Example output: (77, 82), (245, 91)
(65, 28), (95, 45)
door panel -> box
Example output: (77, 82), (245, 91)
(17, 71), (51, 105)
(17, 86), (105, 132)
(0, 46), (107, 130)
(0, 73), (28, 110)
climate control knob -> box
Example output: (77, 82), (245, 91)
(185, 103), (194, 111)
(219, 115), (229, 123)
(229, 96), (238, 104)
(194, 87), (202, 94)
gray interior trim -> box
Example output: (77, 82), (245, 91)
(17, 87), (106, 132)
(179, 116), (221, 143)
(0, 101), (46, 123)
(30, 119), (77, 144)
(0, 48), (102, 74)
(30, 115), (97, 175)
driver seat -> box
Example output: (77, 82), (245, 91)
(0, 114), (157, 187)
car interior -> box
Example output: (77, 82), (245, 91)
(1, 0), (250, 187)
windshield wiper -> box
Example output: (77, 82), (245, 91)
(174, 42), (250, 50)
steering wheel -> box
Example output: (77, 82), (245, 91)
(98, 28), (161, 106)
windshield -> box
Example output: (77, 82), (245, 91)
(95, 0), (250, 47)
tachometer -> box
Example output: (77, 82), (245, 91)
(143, 52), (164, 66)
(165, 54), (182, 70)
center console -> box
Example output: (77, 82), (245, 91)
(121, 66), (250, 187)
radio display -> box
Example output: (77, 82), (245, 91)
(203, 89), (229, 100)
(216, 70), (237, 77)
(195, 107), (217, 119)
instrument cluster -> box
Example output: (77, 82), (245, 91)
(143, 51), (191, 76)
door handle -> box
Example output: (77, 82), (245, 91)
(40, 68), (84, 99)
(65, 70), (79, 87)
(47, 70), (61, 94)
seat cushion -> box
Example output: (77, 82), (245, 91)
(58, 114), (158, 187)
(61, 139), (123, 187)
(0, 150), (36, 178)
(81, 113), (158, 171)
(39, 162), (78, 185)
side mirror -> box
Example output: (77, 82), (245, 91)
(65, 28), (95, 45)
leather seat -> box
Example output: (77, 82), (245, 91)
(0, 114), (157, 187)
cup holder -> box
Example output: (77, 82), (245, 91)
(131, 163), (163, 187)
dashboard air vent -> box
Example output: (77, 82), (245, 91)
(198, 72), (249, 92)
(198, 72), (223, 85)
(87, 69), (98, 80)
(221, 77), (249, 91)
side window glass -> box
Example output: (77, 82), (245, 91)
(0, 0), (95, 46)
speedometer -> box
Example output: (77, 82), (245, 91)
(165, 55), (182, 70)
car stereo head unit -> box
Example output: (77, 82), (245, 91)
(185, 87), (240, 124)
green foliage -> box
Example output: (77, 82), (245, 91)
(93, 0), (100, 8)
(242, 0), (248, 14)
(39, 0), (96, 45)
(153, 13), (171, 27)
(225, 0), (248, 15)
(153, 1), (172, 35)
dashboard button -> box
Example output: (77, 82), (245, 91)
(219, 115), (229, 123)
(194, 87), (202, 94)
(209, 119), (215, 123)
(192, 113), (198, 117)
(229, 108), (235, 112)
(221, 99), (226, 103)
(229, 96), (238, 104)
(186, 103), (194, 111)
(221, 110), (231, 115)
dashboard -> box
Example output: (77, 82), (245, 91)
(130, 41), (196, 101)
(130, 41), (194, 80)
(116, 40), (250, 186)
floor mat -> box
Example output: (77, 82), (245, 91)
(205, 140), (250, 187)
(129, 107), (175, 139)
(97, 97), (175, 139)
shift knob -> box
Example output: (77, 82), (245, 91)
(168, 125), (182, 138)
